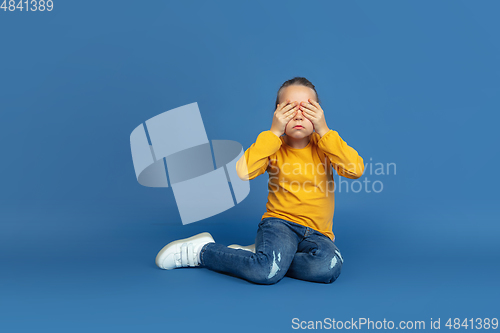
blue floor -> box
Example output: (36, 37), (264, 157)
(1, 197), (498, 332)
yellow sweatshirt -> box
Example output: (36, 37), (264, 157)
(236, 129), (364, 241)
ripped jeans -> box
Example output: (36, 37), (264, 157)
(199, 217), (343, 285)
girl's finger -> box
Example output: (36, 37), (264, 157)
(285, 108), (298, 117)
(302, 111), (312, 119)
(284, 105), (299, 115)
(280, 109), (296, 121)
(286, 111), (298, 120)
(277, 100), (291, 111)
(280, 102), (296, 114)
(301, 107), (316, 115)
(300, 103), (316, 110)
(303, 111), (317, 121)
(309, 99), (320, 106)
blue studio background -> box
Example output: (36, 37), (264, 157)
(1, 1), (499, 332)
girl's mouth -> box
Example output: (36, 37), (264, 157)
(294, 126), (304, 129)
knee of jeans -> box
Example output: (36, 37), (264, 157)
(253, 274), (282, 285)
(312, 264), (341, 284)
(310, 254), (343, 284)
(248, 268), (284, 285)
(326, 257), (343, 283)
(248, 251), (286, 285)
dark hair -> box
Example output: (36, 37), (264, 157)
(275, 77), (321, 109)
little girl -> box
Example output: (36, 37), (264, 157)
(155, 77), (365, 284)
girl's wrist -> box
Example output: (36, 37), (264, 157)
(316, 127), (330, 137)
(270, 129), (282, 137)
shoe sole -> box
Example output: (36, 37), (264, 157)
(156, 232), (214, 269)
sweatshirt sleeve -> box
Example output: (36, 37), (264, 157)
(317, 130), (365, 179)
(236, 131), (282, 181)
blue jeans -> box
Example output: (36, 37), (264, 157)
(199, 217), (343, 285)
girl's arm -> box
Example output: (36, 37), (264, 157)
(236, 131), (282, 181)
(317, 130), (365, 179)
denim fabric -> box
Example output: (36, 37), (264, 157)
(199, 217), (343, 285)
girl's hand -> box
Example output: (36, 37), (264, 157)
(270, 100), (299, 137)
(300, 99), (330, 137)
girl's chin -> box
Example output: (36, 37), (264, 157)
(287, 132), (312, 138)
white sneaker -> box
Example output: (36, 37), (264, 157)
(156, 232), (215, 270)
(228, 243), (256, 253)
